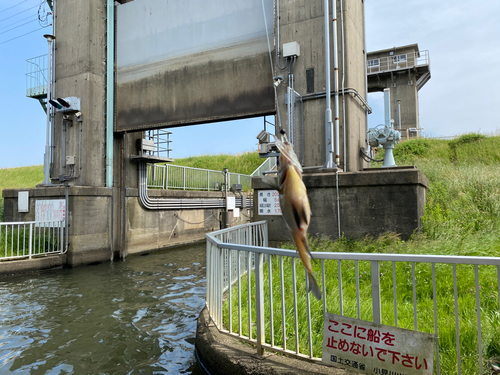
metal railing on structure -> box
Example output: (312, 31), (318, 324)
(206, 221), (500, 375)
(26, 54), (48, 97)
(367, 50), (429, 75)
(147, 164), (252, 191)
(250, 157), (276, 177)
(0, 220), (65, 261)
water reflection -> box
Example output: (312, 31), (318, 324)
(0, 243), (206, 374)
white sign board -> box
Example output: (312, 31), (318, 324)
(226, 196), (236, 210)
(233, 208), (240, 218)
(257, 190), (281, 215)
(322, 313), (435, 375)
(35, 200), (66, 227)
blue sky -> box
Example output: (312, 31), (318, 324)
(1, 0), (499, 169)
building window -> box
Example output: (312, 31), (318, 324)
(367, 58), (380, 68)
(393, 54), (407, 64)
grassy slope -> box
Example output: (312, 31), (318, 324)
(225, 134), (500, 375)
(0, 165), (44, 221)
(0, 153), (264, 221)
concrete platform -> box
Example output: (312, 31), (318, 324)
(0, 254), (66, 278)
(195, 307), (350, 375)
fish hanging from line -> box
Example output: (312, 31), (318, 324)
(275, 130), (322, 301)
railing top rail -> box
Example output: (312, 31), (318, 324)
(250, 157), (276, 177)
(26, 54), (48, 62)
(150, 163), (250, 177)
(0, 220), (64, 226)
(206, 221), (267, 238)
(210, 240), (500, 266)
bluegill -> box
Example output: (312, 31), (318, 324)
(275, 136), (322, 300)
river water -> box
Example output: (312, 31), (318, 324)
(0, 243), (207, 374)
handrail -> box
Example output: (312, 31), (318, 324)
(0, 219), (66, 261)
(366, 50), (430, 75)
(206, 221), (500, 374)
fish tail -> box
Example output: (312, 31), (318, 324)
(307, 271), (322, 301)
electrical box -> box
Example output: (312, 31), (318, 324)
(18, 191), (29, 213)
(283, 41), (300, 57)
(66, 156), (75, 165)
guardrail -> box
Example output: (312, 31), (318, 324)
(250, 157), (276, 177)
(26, 54), (48, 97)
(206, 221), (500, 375)
(0, 220), (65, 261)
(147, 163), (252, 191)
(367, 50), (430, 75)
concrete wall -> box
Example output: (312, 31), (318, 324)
(252, 167), (429, 243)
(3, 187), (250, 267)
(275, 0), (368, 171)
(51, 0), (107, 186)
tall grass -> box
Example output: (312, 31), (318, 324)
(0, 165), (44, 222)
(223, 134), (500, 374)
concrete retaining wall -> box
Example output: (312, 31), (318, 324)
(252, 167), (429, 243)
(2, 187), (250, 270)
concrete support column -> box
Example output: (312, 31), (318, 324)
(275, 0), (367, 171)
(52, 0), (107, 187)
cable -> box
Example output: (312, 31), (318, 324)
(0, 0), (30, 14)
(261, 0), (283, 131)
(0, 3), (38, 22)
(360, 148), (383, 163)
(0, 14), (34, 30)
(174, 213), (216, 225)
(0, 24), (48, 44)
(0, 18), (36, 35)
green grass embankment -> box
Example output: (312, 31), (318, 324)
(0, 153), (264, 221)
(0, 165), (44, 222)
(224, 133), (500, 375)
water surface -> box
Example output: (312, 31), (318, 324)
(0, 243), (206, 374)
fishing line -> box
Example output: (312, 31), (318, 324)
(261, 0), (283, 132)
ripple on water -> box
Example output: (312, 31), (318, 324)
(0, 243), (206, 374)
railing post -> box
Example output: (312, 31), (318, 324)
(183, 167), (186, 190)
(28, 223), (33, 259)
(255, 252), (265, 355)
(371, 260), (381, 324)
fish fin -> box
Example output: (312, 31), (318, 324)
(304, 240), (317, 264)
(292, 203), (310, 229)
(292, 206), (301, 229)
(307, 272), (322, 300)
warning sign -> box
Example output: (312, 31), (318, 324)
(257, 190), (281, 215)
(322, 313), (435, 375)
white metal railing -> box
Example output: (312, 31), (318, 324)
(206, 222), (500, 375)
(147, 164), (252, 191)
(366, 50), (430, 75)
(250, 157), (276, 177)
(0, 220), (65, 261)
(26, 54), (48, 97)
